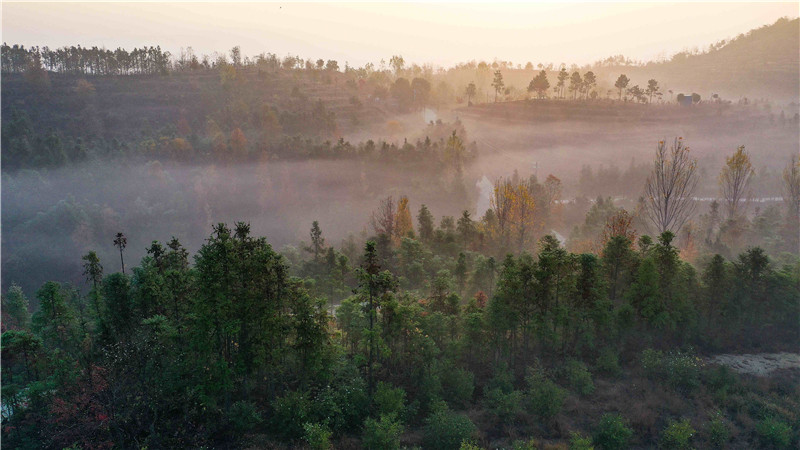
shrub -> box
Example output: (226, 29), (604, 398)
(660, 418), (694, 449)
(484, 386), (523, 422)
(640, 349), (701, 391)
(271, 390), (310, 439)
(375, 382), (406, 417)
(442, 366), (475, 408)
(569, 432), (594, 450)
(459, 441), (482, 450)
(511, 438), (539, 449)
(564, 359), (595, 396)
(756, 417), (792, 449)
(596, 348), (622, 377)
(303, 422), (332, 450)
(229, 400), (262, 433)
(423, 402), (478, 450)
(593, 414), (633, 450)
(362, 414), (404, 450)
(705, 412), (730, 448)
(525, 369), (567, 420)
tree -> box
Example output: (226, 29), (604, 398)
(643, 138), (698, 234)
(783, 156), (800, 254)
(556, 67), (568, 99)
(372, 196), (396, 239)
(491, 70), (504, 102)
(82, 251), (103, 316)
(646, 79), (660, 103)
(615, 74), (630, 100)
(417, 204), (435, 243)
(394, 196), (414, 240)
(569, 71), (582, 99)
(113, 232), (127, 274)
(527, 70), (550, 99)
(2, 284), (31, 330)
(411, 78), (431, 109)
(391, 78), (413, 111)
(719, 146), (755, 220)
(389, 55), (405, 75)
(457, 210), (476, 249)
(465, 82), (476, 104)
(582, 71), (596, 99)
(307, 221), (326, 261)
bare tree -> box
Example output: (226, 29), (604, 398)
(371, 196), (396, 238)
(643, 138), (698, 234)
(719, 145), (755, 220)
(783, 155), (800, 253)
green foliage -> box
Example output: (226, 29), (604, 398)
(640, 349), (701, 391)
(570, 431), (595, 450)
(525, 367), (567, 420)
(363, 414), (404, 450)
(564, 359), (595, 396)
(229, 400), (262, 433)
(595, 348), (622, 378)
(593, 414), (633, 450)
(303, 422), (332, 450)
(511, 438), (538, 450)
(756, 417), (792, 449)
(705, 411), (730, 448)
(423, 402), (478, 450)
(659, 418), (695, 449)
(271, 390), (311, 440)
(375, 381), (406, 417)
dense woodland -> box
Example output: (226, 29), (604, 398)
(2, 16), (800, 450)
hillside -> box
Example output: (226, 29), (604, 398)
(601, 17), (800, 100)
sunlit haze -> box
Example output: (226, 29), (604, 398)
(3, 2), (798, 66)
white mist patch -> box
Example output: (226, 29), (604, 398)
(423, 108), (438, 123)
(476, 175), (493, 217)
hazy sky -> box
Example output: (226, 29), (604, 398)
(2, 2), (798, 67)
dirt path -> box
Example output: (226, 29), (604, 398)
(707, 353), (800, 376)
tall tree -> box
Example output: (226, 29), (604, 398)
(568, 71), (582, 99)
(307, 221), (326, 262)
(645, 79), (660, 103)
(582, 71), (596, 99)
(614, 74), (630, 100)
(783, 156), (800, 254)
(417, 204), (435, 243)
(113, 232), (127, 274)
(719, 145), (755, 220)
(465, 82), (477, 104)
(643, 138), (698, 234)
(81, 251), (103, 316)
(556, 67), (569, 99)
(394, 196), (414, 240)
(491, 70), (504, 102)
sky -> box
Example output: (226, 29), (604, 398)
(2, 2), (798, 68)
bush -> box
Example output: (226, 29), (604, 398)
(303, 422), (332, 450)
(569, 432), (594, 450)
(229, 400), (262, 433)
(362, 414), (404, 450)
(511, 438), (538, 449)
(564, 359), (595, 396)
(375, 382), (406, 417)
(525, 369), (567, 420)
(271, 390), (310, 439)
(705, 412), (730, 448)
(593, 414), (633, 450)
(459, 441), (482, 450)
(640, 349), (701, 391)
(660, 418), (694, 449)
(442, 366), (475, 408)
(484, 386), (523, 422)
(756, 417), (792, 449)
(423, 402), (478, 450)
(596, 348), (622, 377)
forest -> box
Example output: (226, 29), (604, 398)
(2, 12), (800, 450)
